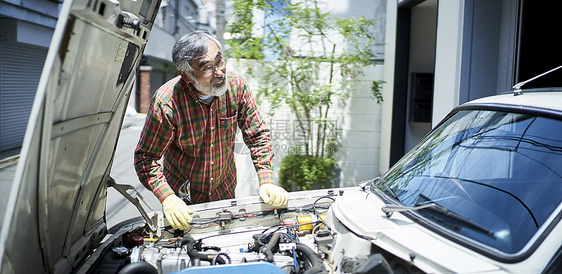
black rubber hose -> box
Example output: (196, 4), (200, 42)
(295, 243), (326, 273)
(181, 236), (226, 265)
(117, 262), (158, 274)
(261, 247), (274, 263)
(260, 232), (281, 262)
(266, 233), (281, 251)
(211, 252), (232, 265)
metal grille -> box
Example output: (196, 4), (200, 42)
(0, 42), (48, 151)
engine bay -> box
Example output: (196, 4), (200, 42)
(85, 189), (422, 274)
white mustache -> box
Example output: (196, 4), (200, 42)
(211, 75), (226, 85)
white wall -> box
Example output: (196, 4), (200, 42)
(334, 65), (384, 187)
(381, 0), (465, 174)
(379, 0), (397, 174)
(432, 0), (464, 124)
(227, 0), (387, 196)
(288, 0), (386, 58)
(232, 60), (384, 197)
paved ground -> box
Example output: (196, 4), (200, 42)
(0, 152), (18, 232)
(106, 114), (162, 228)
(105, 114), (162, 228)
(0, 114), (162, 231)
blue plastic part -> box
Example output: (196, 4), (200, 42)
(171, 262), (286, 274)
(293, 250), (299, 270)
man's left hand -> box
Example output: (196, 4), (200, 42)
(259, 184), (288, 206)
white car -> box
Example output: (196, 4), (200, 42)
(2, 0), (562, 272)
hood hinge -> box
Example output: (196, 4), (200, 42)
(106, 176), (158, 232)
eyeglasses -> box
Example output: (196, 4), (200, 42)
(193, 57), (227, 76)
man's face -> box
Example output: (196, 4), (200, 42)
(180, 40), (227, 96)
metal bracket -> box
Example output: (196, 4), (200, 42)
(106, 176), (158, 232)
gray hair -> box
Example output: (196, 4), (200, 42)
(172, 31), (222, 74)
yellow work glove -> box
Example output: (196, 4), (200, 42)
(162, 194), (193, 230)
(259, 184), (288, 207)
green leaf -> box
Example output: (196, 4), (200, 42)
(227, 0), (383, 157)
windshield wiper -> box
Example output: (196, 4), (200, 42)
(381, 202), (494, 238)
(381, 203), (436, 217)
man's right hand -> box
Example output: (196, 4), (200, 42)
(162, 194), (193, 230)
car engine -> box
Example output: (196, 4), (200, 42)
(84, 189), (422, 274)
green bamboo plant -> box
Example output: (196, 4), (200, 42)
(226, 0), (384, 190)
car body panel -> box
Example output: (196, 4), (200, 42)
(374, 91), (562, 273)
(465, 90), (562, 113)
(1, 0), (562, 271)
(0, 0), (160, 272)
(331, 190), (503, 273)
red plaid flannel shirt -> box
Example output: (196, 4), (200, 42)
(134, 70), (274, 204)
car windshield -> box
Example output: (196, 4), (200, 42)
(381, 109), (562, 254)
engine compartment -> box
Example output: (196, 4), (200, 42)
(85, 190), (422, 274)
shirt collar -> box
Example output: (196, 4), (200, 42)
(196, 93), (215, 104)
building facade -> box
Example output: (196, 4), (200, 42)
(380, 0), (562, 173)
(134, 0), (220, 114)
(227, 0), (388, 195)
(0, 0), (60, 152)
(0, 0), (216, 153)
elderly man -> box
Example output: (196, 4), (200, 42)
(134, 31), (288, 230)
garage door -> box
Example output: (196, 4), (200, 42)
(0, 42), (48, 152)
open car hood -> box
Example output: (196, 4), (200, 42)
(0, 0), (160, 272)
